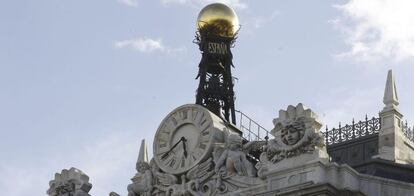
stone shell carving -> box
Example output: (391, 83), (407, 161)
(261, 103), (325, 164)
(47, 167), (92, 196)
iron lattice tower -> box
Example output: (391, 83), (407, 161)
(194, 32), (237, 124)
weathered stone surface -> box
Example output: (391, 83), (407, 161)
(47, 167), (92, 196)
(259, 161), (414, 196)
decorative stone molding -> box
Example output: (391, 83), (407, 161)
(264, 103), (325, 162)
(47, 167), (92, 196)
(257, 103), (328, 178)
(145, 128), (263, 196)
(258, 161), (414, 196)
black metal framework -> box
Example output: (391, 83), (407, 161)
(194, 32), (237, 124)
(324, 116), (381, 146)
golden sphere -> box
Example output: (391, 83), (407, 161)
(197, 3), (239, 38)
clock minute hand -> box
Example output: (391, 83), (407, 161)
(161, 137), (185, 159)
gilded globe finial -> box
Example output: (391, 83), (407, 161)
(197, 3), (239, 38)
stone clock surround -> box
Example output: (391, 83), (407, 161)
(153, 104), (239, 175)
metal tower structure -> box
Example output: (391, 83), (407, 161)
(194, 3), (239, 125)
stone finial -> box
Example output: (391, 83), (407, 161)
(47, 167), (92, 196)
(376, 70), (414, 164)
(138, 139), (148, 164)
(383, 69), (399, 110)
(134, 139), (150, 174)
(128, 139), (153, 196)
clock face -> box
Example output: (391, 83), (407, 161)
(153, 104), (214, 174)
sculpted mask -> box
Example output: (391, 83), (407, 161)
(258, 103), (325, 166)
(280, 120), (305, 145)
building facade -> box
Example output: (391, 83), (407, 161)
(46, 3), (414, 196)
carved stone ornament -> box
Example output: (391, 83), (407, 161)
(145, 104), (264, 195)
(257, 103), (327, 177)
(153, 104), (225, 175)
(147, 131), (263, 196)
(47, 167), (92, 196)
(128, 140), (154, 196)
(210, 130), (263, 195)
(213, 130), (256, 177)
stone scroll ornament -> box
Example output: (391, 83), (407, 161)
(257, 103), (325, 176)
(47, 167), (92, 196)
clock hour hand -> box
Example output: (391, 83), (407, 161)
(161, 137), (185, 159)
(182, 137), (188, 158)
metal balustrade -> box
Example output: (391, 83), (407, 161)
(402, 121), (414, 143)
(235, 110), (271, 142)
(324, 115), (381, 146)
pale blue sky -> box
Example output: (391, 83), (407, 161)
(1, 0), (414, 195)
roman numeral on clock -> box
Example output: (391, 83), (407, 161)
(168, 158), (176, 167)
(163, 154), (178, 169)
(181, 156), (186, 168)
(190, 152), (198, 162)
(181, 109), (188, 120)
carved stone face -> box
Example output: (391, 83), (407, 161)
(56, 182), (75, 195)
(281, 126), (301, 145)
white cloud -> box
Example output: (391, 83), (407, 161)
(160, 0), (247, 10)
(114, 37), (165, 53)
(248, 10), (280, 29)
(118, 0), (138, 7)
(333, 0), (414, 63)
(114, 37), (186, 56)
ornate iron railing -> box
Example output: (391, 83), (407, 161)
(324, 116), (381, 146)
(402, 121), (414, 143)
(235, 110), (271, 142)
